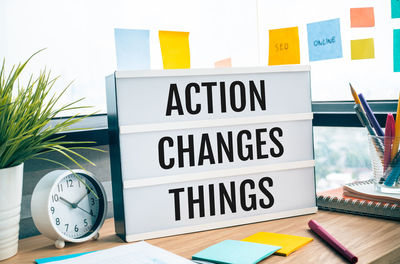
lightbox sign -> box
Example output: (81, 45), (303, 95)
(106, 66), (316, 242)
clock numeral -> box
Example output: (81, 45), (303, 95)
(78, 180), (81, 188)
(55, 218), (60, 225)
(74, 225), (79, 232)
(65, 224), (69, 231)
(84, 219), (88, 227)
(66, 179), (73, 188)
(50, 207), (55, 214)
(91, 198), (95, 206)
(57, 184), (63, 193)
(52, 194), (59, 203)
(90, 209), (94, 216)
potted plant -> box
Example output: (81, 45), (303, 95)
(0, 51), (99, 260)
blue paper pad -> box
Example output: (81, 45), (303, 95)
(192, 240), (281, 264)
(35, 251), (95, 263)
(114, 28), (150, 70)
(307, 18), (343, 61)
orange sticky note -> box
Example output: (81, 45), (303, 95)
(159, 31), (190, 69)
(351, 38), (375, 60)
(268, 27), (300, 66)
(350, 7), (375, 28)
(214, 58), (232, 68)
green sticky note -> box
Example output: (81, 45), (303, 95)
(392, 0), (400, 19)
(394, 29), (400, 72)
(192, 240), (281, 264)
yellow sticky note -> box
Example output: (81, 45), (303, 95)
(242, 232), (313, 256)
(159, 31), (190, 69)
(214, 58), (232, 68)
(351, 38), (375, 60)
(268, 27), (300, 66)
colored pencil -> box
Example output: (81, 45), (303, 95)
(349, 83), (361, 105)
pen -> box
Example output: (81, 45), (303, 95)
(358, 93), (384, 137)
(354, 104), (384, 160)
(391, 92), (400, 160)
(384, 148), (400, 186)
(308, 220), (358, 264)
(354, 104), (375, 136)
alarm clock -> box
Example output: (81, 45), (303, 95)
(31, 170), (107, 248)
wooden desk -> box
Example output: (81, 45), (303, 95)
(3, 211), (400, 264)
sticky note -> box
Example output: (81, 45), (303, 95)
(36, 252), (95, 263)
(392, 0), (400, 19)
(214, 58), (232, 68)
(268, 27), (300, 66)
(114, 28), (150, 70)
(350, 7), (375, 27)
(242, 232), (313, 256)
(192, 240), (281, 264)
(307, 18), (343, 61)
(159, 31), (190, 69)
(394, 29), (400, 72)
(351, 38), (375, 60)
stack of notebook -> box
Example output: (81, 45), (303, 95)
(317, 179), (400, 220)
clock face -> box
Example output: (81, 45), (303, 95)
(48, 173), (105, 240)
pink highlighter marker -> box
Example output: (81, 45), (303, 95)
(308, 220), (358, 263)
(384, 113), (395, 172)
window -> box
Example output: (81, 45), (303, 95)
(1, 0), (397, 192)
(257, 0), (400, 101)
(0, 0), (258, 114)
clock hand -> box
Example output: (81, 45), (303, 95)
(75, 188), (90, 205)
(59, 197), (76, 208)
(76, 205), (93, 216)
(61, 196), (93, 215)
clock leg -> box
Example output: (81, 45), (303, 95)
(55, 239), (65, 249)
(93, 232), (100, 240)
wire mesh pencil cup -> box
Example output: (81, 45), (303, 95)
(368, 135), (400, 194)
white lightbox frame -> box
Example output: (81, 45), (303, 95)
(106, 66), (317, 242)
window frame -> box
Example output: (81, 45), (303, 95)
(51, 100), (397, 146)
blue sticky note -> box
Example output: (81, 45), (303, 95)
(392, 0), (400, 19)
(192, 240), (281, 264)
(35, 251), (95, 263)
(114, 28), (150, 70)
(307, 18), (343, 61)
(394, 29), (400, 72)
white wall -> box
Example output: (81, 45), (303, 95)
(0, 0), (259, 114)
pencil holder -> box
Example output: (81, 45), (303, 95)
(368, 135), (400, 194)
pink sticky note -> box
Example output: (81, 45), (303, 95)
(350, 7), (375, 28)
(214, 58), (232, 68)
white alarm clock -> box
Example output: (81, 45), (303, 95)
(31, 170), (107, 248)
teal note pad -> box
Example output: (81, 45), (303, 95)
(35, 251), (95, 263)
(392, 0), (400, 19)
(114, 28), (150, 70)
(307, 18), (342, 61)
(192, 240), (281, 264)
(394, 29), (400, 72)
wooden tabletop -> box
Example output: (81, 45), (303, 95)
(3, 210), (400, 264)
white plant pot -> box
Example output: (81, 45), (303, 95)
(0, 163), (23, 261)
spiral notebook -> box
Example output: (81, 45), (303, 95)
(343, 179), (400, 203)
(317, 181), (400, 221)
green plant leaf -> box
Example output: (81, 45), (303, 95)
(0, 50), (102, 182)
